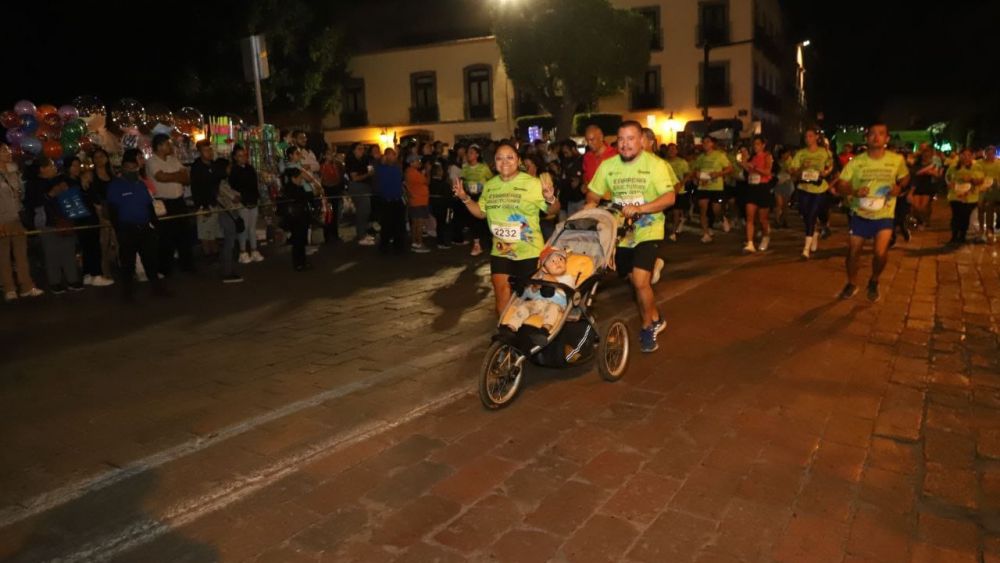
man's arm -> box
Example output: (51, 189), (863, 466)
(636, 190), (676, 215)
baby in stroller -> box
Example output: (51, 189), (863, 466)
(502, 248), (576, 334)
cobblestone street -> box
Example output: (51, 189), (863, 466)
(2, 206), (999, 562)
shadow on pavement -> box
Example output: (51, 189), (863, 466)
(430, 262), (491, 331)
(3, 471), (217, 563)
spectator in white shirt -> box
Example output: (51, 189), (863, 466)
(146, 134), (194, 275)
(294, 130), (321, 175)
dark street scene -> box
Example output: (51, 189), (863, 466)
(1, 0), (999, 561)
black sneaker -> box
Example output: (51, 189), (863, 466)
(901, 228), (911, 242)
(50, 284), (67, 295)
(223, 274), (245, 284)
(867, 280), (881, 303)
(67, 283), (85, 292)
(837, 283), (858, 300)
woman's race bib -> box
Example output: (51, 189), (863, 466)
(491, 221), (523, 243)
(699, 172), (711, 182)
(858, 197), (885, 211)
(955, 183), (972, 195)
(613, 195), (645, 207)
(801, 170), (820, 182)
(748, 173), (762, 185)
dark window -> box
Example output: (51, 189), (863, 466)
(635, 6), (662, 51)
(698, 61), (731, 107)
(698, 1), (730, 46)
(631, 67), (662, 110)
(341, 78), (367, 127)
(465, 65), (493, 120)
(410, 72), (439, 123)
(515, 89), (541, 117)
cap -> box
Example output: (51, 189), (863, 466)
(195, 139), (212, 150)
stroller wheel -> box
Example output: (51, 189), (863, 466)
(479, 342), (524, 409)
(598, 320), (630, 382)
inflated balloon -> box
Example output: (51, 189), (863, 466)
(19, 114), (38, 134)
(5, 128), (25, 145)
(57, 105), (79, 123)
(71, 96), (105, 119)
(36, 131), (49, 143)
(61, 139), (80, 155)
(14, 100), (36, 117)
(20, 137), (42, 155)
(36, 104), (57, 121)
(141, 103), (175, 134)
(10, 145), (24, 160)
(61, 119), (86, 141)
(42, 140), (62, 159)
(110, 98), (145, 131)
(42, 113), (61, 129)
(175, 106), (204, 136)
(1, 111), (20, 129)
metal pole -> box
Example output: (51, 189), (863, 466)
(251, 35), (266, 128)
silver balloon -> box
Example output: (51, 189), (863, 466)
(175, 106), (205, 136)
(110, 98), (146, 131)
(71, 95), (106, 119)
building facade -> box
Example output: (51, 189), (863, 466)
(323, 0), (794, 149)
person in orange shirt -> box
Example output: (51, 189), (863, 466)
(404, 155), (431, 253)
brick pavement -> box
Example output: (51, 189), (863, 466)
(2, 206), (999, 562)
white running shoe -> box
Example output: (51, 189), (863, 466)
(759, 236), (770, 252)
(668, 232), (678, 242)
(700, 233), (713, 244)
(82, 275), (94, 286)
(19, 288), (43, 298)
(470, 242), (484, 257)
(4, 291), (16, 302)
(306, 246), (319, 256)
(358, 235), (376, 246)
(742, 242), (756, 254)
(136, 271), (148, 283)
(722, 217), (731, 233)
(251, 250), (264, 262)
(810, 236), (819, 253)
(239, 252), (252, 264)
(90, 276), (115, 287)
(651, 258), (665, 284)
(412, 245), (431, 254)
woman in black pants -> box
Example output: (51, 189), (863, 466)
(281, 168), (312, 270)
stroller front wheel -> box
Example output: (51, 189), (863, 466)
(479, 341), (525, 409)
(598, 320), (630, 382)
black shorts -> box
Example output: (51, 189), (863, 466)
(724, 184), (739, 200)
(674, 192), (691, 211)
(913, 179), (937, 196)
(696, 190), (725, 203)
(615, 241), (660, 277)
(745, 184), (775, 208)
(490, 256), (537, 279)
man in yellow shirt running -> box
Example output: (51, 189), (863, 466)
(833, 122), (910, 303)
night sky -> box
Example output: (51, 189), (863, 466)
(4, 0), (997, 138)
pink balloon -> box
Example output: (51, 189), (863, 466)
(58, 105), (80, 123)
(13, 100), (36, 117)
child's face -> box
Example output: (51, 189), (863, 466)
(544, 254), (567, 276)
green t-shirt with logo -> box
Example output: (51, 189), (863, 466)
(945, 164), (984, 204)
(839, 151), (909, 220)
(479, 172), (549, 260)
(667, 157), (690, 194)
(461, 163), (494, 197)
(692, 150), (731, 191)
(791, 148), (833, 194)
(588, 151), (677, 248)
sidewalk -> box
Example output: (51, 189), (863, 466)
(3, 209), (1000, 562)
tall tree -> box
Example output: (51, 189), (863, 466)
(493, 0), (651, 137)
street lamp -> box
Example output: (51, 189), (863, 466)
(796, 39), (811, 109)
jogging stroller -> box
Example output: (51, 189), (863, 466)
(478, 206), (632, 409)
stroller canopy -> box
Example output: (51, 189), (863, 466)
(546, 208), (619, 272)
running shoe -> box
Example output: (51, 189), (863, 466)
(358, 235), (376, 246)
(810, 236), (819, 253)
(640, 327), (658, 353)
(223, 274), (245, 284)
(19, 288), (43, 298)
(722, 217), (731, 233)
(239, 252), (252, 264)
(700, 233), (713, 244)
(90, 276), (115, 287)
(67, 283), (85, 292)
(412, 245), (431, 254)
(820, 226), (832, 239)
(668, 232), (678, 242)
(759, 236), (770, 251)
(470, 242), (483, 257)
(742, 242), (756, 254)
(251, 250), (265, 262)
(4, 291), (16, 302)
(650, 318), (667, 338)
(838, 283), (858, 300)
(50, 284), (67, 295)
(867, 280), (881, 303)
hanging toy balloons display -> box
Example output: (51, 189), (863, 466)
(109, 98), (145, 134)
(175, 106), (204, 136)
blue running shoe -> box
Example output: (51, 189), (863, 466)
(640, 327), (658, 353)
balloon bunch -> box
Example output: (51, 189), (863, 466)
(1, 100), (91, 161)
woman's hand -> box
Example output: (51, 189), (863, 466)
(540, 176), (556, 203)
